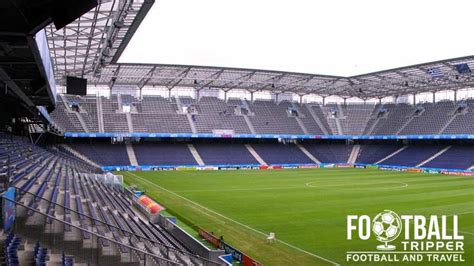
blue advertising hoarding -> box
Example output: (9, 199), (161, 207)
(64, 131), (474, 140)
(3, 187), (16, 231)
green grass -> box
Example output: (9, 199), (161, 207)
(117, 168), (474, 265)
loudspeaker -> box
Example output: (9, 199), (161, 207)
(66, 76), (87, 95)
(52, 0), (98, 30)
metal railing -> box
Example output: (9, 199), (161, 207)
(13, 186), (220, 266)
(4, 196), (180, 265)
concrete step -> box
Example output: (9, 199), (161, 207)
(245, 144), (267, 165)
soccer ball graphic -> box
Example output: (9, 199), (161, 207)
(372, 210), (402, 250)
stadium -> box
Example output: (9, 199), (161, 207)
(0, 0), (473, 265)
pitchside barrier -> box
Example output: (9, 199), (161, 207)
(64, 132), (474, 140)
(104, 163), (474, 176)
(86, 175), (225, 264)
(156, 215), (226, 262)
(198, 227), (264, 266)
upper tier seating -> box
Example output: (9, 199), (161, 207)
(398, 102), (455, 135)
(49, 99), (84, 132)
(249, 101), (304, 135)
(340, 104), (375, 135)
(442, 99), (474, 134)
(50, 94), (474, 136)
(64, 95), (99, 132)
(293, 103), (326, 134)
(194, 97), (251, 134)
(370, 103), (415, 135)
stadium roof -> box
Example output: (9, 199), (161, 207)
(46, 0), (474, 99)
(46, 0), (154, 85)
(88, 57), (474, 99)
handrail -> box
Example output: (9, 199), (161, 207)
(2, 195), (181, 265)
(14, 185), (218, 265)
(15, 186), (176, 251)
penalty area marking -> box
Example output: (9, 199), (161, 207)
(305, 181), (408, 190)
(126, 171), (340, 266)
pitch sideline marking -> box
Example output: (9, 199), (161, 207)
(126, 171), (340, 265)
(447, 211), (474, 235)
(174, 185), (305, 193)
(305, 181), (408, 190)
(458, 230), (474, 236)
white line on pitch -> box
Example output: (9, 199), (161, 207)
(304, 181), (408, 190)
(458, 230), (474, 236)
(174, 186), (304, 193)
(126, 171), (340, 265)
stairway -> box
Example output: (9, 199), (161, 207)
(187, 144), (204, 165)
(96, 95), (105, 133)
(295, 117), (309, 134)
(240, 99), (252, 112)
(125, 143), (138, 166)
(175, 96), (184, 112)
(186, 114), (198, 134)
(117, 94), (122, 112)
(416, 146), (451, 167)
(376, 146), (408, 164)
(243, 115), (256, 134)
(396, 115), (416, 135)
(348, 145), (360, 164)
(296, 144), (320, 163)
(438, 114), (458, 134)
(59, 94), (72, 112)
(305, 104), (329, 135)
(59, 94), (89, 132)
(364, 104), (384, 135)
(125, 113), (134, 133)
(75, 113), (89, 133)
(337, 103), (345, 118)
(365, 118), (380, 135)
(245, 144), (267, 165)
(334, 117), (343, 135)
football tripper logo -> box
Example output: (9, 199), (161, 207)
(372, 210), (402, 250)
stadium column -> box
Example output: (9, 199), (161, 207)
(413, 94), (416, 105)
(432, 92), (436, 103)
(299, 94), (303, 104)
(454, 90), (457, 103)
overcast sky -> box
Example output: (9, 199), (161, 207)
(119, 0), (474, 77)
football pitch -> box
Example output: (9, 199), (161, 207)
(118, 168), (474, 265)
